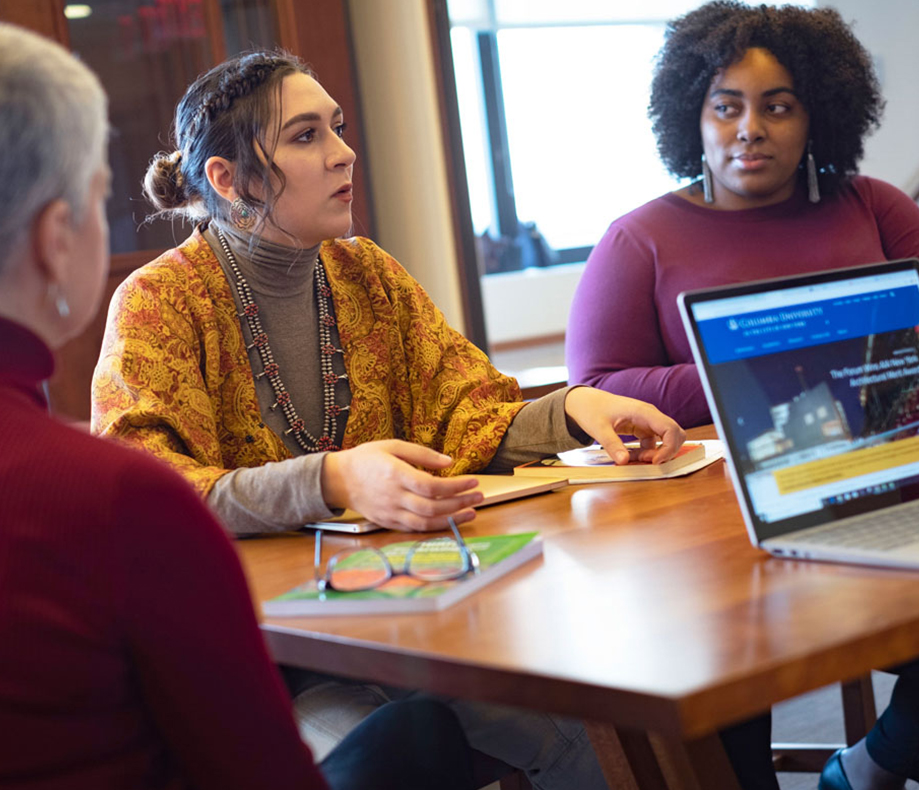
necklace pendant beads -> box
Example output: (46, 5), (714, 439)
(217, 229), (346, 454)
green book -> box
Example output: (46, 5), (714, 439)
(262, 532), (542, 617)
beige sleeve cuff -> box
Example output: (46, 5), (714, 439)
(485, 386), (592, 473)
(207, 454), (336, 535)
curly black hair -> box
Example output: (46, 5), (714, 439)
(649, 1), (883, 196)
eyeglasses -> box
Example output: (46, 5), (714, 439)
(314, 517), (480, 594)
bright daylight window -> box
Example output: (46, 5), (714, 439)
(447, 0), (813, 276)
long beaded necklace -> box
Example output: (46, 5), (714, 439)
(216, 229), (348, 453)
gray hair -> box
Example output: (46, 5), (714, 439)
(0, 24), (108, 274)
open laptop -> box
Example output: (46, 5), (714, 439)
(679, 258), (919, 569)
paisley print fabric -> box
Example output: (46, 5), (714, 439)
(92, 228), (525, 496)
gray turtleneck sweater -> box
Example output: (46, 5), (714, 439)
(205, 224), (587, 534)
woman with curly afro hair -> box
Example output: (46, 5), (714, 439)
(566, 1), (919, 429)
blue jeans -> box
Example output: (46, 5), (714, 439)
(284, 667), (777, 790)
(320, 698), (475, 790)
(282, 669), (608, 790)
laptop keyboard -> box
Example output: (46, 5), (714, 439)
(791, 503), (919, 552)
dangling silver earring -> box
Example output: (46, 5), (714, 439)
(806, 140), (820, 204)
(701, 154), (714, 204)
(230, 196), (255, 230)
(48, 283), (70, 318)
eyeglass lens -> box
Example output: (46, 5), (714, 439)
(320, 518), (476, 593)
(405, 536), (468, 581)
(325, 547), (391, 592)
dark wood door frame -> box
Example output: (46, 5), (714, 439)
(425, 0), (489, 351)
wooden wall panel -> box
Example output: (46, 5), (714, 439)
(0, 0), (69, 44)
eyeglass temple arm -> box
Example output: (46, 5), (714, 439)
(448, 517), (479, 573)
(314, 529), (323, 582)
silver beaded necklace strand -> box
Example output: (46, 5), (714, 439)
(216, 228), (348, 452)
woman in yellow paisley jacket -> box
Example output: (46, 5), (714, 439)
(92, 50), (683, 538)
(90, 49), (689, 790)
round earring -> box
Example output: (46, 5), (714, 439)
(230, 196), (256, 231)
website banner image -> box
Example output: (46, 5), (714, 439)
(696, 277), (919, 524)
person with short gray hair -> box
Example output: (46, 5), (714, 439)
(0, 23), (107, 275)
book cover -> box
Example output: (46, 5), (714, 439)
(262, 532), (543, 617)
(514, 442), (707, 482)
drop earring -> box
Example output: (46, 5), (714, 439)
(806, 140), (820, 204)
(702, 155), (714, 204)
(48, 283), (70, 319)
(230, 196), (256, 230)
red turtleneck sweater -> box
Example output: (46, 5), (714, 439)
(0, 317), (326, 789)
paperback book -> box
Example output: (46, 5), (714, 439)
(262, 532), (543, 617)
(514, 442), (712, 483)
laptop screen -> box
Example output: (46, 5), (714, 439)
(682, 260), (919, 540)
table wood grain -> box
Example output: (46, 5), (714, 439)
(236, 427), (919, 749)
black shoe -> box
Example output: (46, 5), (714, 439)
(819, 748), (854, 790)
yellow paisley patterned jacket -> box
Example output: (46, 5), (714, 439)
(92, 229), (525, 497)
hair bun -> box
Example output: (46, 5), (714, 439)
(143, 149), (187, 212)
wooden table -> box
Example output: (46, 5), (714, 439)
(236, 429), (919, 789)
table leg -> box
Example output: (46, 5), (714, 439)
(586, 722), (744, 790)
(585, 722), (658, 790)
(842, 674), (877, 743)
(651, 731), (743, 790)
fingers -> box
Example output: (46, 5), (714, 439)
(400, 484), (482, 517)
(564, 388), (686, 465)
(588, 426), (631, 465)
(617, 427), (684, 464)
(401, 468), (480, 499)
(612, 406), (686, 464)
(648, 421), (686, 463)
(383, 470), (482, 530)
(335, 443), (483, 532)
(382, 507), (477, 533)
(383, 439), (455, 471)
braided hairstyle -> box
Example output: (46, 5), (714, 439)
(649, 2), (883, 196)
(144, 50), (312, 227)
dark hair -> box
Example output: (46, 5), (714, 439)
(649, 2), (883, 196)
(143, 49), (311, 229)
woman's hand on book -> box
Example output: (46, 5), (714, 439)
(320, 440), (483, 532)
(563, 387), (686, 464)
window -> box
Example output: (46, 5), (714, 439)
(448, 0), (705, 276)
(449, 0), (816, 274)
